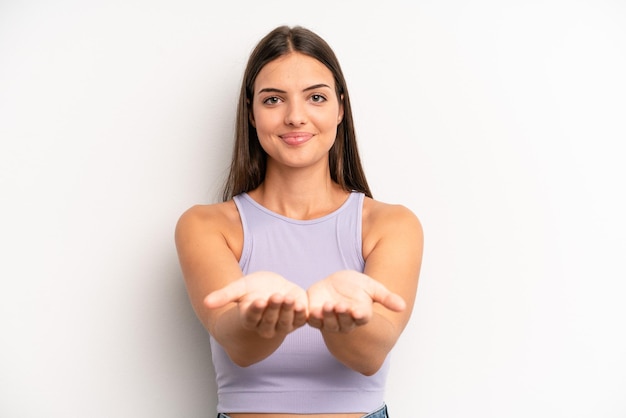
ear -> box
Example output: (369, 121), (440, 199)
(337, 94), (345, 124)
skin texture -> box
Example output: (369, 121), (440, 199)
(175, 52), (424, 418)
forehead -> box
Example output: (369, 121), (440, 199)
(255, 52), (335, 89)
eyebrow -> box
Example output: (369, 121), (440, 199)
(257, 83), (333, 95)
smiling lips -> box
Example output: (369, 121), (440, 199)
(280, 132), (314, 146)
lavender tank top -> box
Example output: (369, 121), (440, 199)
(209, 192), (390, 413)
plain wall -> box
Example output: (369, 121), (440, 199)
(1, 1), (625, 417)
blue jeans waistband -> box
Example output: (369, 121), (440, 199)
(217, 403), (388, 418)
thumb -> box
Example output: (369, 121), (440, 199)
(204, 279), (246, 309)
(369, 280), (406, 312)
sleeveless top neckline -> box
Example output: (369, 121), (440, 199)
(237, 191), (358, 225)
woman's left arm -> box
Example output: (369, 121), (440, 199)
(307, 201), (423, 375)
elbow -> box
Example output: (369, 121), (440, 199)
(360, 368), (378, 377)
(359, 363), (383, 376)
(229, 354), (260, 368)
(353, 356), (386, 376)
(227, 350), (269, 368)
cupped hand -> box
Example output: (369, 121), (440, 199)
(306, 270), (406, 333)
(204, 271), (308, 338)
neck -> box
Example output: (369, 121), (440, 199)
(249, 163), (348, 220)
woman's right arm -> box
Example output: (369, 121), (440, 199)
(174, 203), (307, 366)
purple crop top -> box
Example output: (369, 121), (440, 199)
(209, 192), (390, 414)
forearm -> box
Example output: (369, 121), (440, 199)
(320, 311), (401, 375)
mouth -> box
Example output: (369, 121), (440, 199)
(279, 132), (314, 146)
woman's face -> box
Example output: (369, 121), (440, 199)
(251, 52), (344, 171)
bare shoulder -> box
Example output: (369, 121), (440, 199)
(176, 201), (239, 234)
(175, 200), (243, 258)
(362, 197), (423, 260)
(362, 197), (422, 235)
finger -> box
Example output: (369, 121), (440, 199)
(306, 302), (332, 330)
(256, 294), (285, 338)
(335, 303), (358, 332)
(288, 289), (310, 318)
(241, 298), (267, 329)
(292, 306), (308, 328)
(321, 302), (340, 332)
(307, 316), (322, 329)
(204, 279), (247, 309)
(292, 298), (309, 318)
(368, 279), (406, 312)
(275, 297), (297, 333)
(305, 299), (323, 320)
(348, 307), (370, 326)
(306, 295), (324, 328)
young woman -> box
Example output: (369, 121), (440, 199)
(175, 25), (423, 418)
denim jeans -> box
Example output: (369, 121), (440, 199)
(217, 403), (389, 418)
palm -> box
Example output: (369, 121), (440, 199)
(205, 271), (308, 338)
(308, 271), (372, 315)
(307, 271), (376, 333)
(237, 272), (305, 308)
(307, 270), (405, 332)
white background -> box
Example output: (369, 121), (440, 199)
(1, 1), (625, 417)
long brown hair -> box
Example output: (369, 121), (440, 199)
(221, 25), (372, 201)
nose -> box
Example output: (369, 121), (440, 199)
(284, 101), (307, 126)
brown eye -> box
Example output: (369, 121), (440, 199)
(263, 96), (281, 105)
(310, 94), (327, 103)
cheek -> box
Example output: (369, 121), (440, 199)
(318, 114), (341, 135)
(252, 109), (279, 134)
